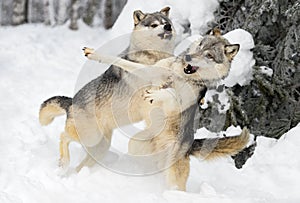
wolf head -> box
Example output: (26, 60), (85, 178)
(130, 7), (176, 54)
(183, 29), (240, 82)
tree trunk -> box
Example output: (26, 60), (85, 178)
(27, 0), (45, 23)
(103, 0), (112, 29)
(12, 0), (27, 25)
(1, 1), (13, 25)
(69, 0), (79, 30)
(103, 0), (127, 29)
(53, 0), (71, 25)
(44, 0), (51, 25)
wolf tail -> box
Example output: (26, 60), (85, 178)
(189, 127), (250, 160)
(39, 96), (72, 126)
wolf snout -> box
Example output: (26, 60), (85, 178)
(164, 24), (172, 32)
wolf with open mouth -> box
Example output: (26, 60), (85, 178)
(39, 7), (177, 172)
(82, 29), (248, 190)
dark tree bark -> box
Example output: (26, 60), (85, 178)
(28, 0), (45, 23)
(202, 0), (300, 168)
(1, 1), (13, 25)
(53, 0), (71, 25)
(103, 0), (112, 29)
(69, 0), (79, 30)
(44, 0), (51, 25)
(82, 0), (97, 26)
(12, 0), (27, 25)
(103, 0), (127, 29)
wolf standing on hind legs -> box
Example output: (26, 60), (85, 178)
(83, 29), (249, 190)
(39, 7), (176, 172)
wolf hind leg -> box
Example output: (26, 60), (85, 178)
(128, 105), (169, 155)
(76, 131), (112, 172)
(58, 132), (72, 169)
(75, 154), (96, 172)
(128, 129), (154, 155)
(165, 156), (190, 191)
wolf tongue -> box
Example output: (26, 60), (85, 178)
(184, 64), (198, 74)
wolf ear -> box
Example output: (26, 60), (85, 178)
(211, 28), (221, 36)
(224, 44), (240, 60)
(160, 7), (170, 17)
(133, 10), (146, 25)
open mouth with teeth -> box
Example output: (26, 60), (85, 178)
(184, 64), (199, 74)
(158, 32), (173, 40)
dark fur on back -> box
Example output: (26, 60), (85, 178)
(41, 96), (72, 113)
(72, 65), (124, 108)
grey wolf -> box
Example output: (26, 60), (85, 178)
(39, 7), (176, 172)
(83, 29), (248, 190)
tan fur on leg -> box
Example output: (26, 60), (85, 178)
(76, 131), (112, 172)
(59, 132), (71, 169)
(166, 157), (190, 191)
(128, 133), (153, 155)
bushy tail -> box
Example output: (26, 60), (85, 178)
(189, 127), (250, 160)
(39, 96), (72, 126)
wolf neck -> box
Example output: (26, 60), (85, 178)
(126, 49), (172, 65)
(198, 64), (230, 84)
(127, 35), (174, 65)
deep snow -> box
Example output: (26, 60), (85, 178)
(0, 1), (299, 203)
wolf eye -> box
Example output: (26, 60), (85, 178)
(205, 53), (214, 60)
(150, 24), (158, 28)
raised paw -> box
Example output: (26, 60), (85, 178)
(143, 88), (166, 105)
(146, 88), (178, 108)
(82, 47), (95, 58)
(143, 89), (155, 104)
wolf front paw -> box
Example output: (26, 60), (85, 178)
(145, 87), (178, 108)
(143, 88), (170, 105)
(143, 89), (157, 104)
(82, 47), (95, 58)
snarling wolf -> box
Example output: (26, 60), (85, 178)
(39, 7), (176, 172)
(82, 29), (248, 190)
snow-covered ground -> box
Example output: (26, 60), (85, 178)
(1, 1), (300, 202)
